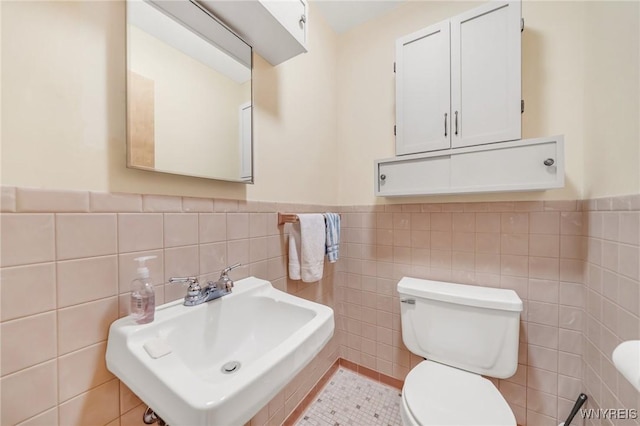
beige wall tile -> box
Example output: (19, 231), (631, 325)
(430, 213), (451, 231)
(558, 351), (582, 378)
(501, 213), (529, 234)
(560, 259), (584, 283)
(559, 282), (583, 308)
(249, 213), (269, 237)
(501, 233), (529, 256)
(56, 214), (117, 260)
(213, 198), (239, 213)
(182, 197), (213, 212)
(560, 235), (585, 259)
(410, 213), (430, 231)
(619, 244), (640, 280)
(476, 213), (501, 233)
(16, 188), (89, 212)
(619, 212), (640, 245)
(527, 345), (558, 372)
(0, 361), (57, 425)
(199, 214), (227, 244)
(528, 323), (559, 350)
(501, 255), (528, 277)
(1, 312), (57, 375)
(602, 212), (620, 241)
(452, 212), (475, 232)
(118, 214), (163, 253)
(560, 212), (583, 236)
(250, 237), (268, 263)
(529, 234), (560, 258)
(58, 297), (118, 355)
(164, 246), (199, 280)
(1, 263), (56, 321)
(227, 239), (250, 266)
(57, 256), (117, 307)
(164, 213), (198, 248)
(58, 342), (114, 402)
(452, 232), (475, 252)
(544, 200), (577, 212)
(90, 192), (142, 212)
(528, 301), (559, 327)
(227, 213), (249, 240)
(529, 257), (559, 280)
(1, 214), (55, 267)
(142, 195), (181, 212)
(58, 379), (119, 426)
(1, 186), (16, 212)
(199, 242), (227, 275)
(530, 212), (560, 235)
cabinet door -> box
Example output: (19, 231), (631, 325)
(450, 1), (521, 148)
(450, 140), (562, 191)
(396, 21), (451, 155)
(377, 155), (451, 196)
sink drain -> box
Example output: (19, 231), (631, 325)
(221, 361), (241, 374)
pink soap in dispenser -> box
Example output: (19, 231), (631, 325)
(130, 256), (156, 324)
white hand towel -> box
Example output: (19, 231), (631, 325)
(288, 223), (301, 280)
(299, 214), (326, 282)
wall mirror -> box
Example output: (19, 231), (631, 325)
(126, 0), (253, 182)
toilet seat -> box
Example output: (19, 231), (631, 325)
(402, 360), (516, 426)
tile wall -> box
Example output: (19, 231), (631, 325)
(335, 200), (588, 426)
(1, 186), (639, 426)
(0, 187), (339, 426)
(582, 196), (640, 426)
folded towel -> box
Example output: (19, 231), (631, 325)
(288, 223), (301, 280)
(288, 214), (326, 282)
(324, 213), (340, 263)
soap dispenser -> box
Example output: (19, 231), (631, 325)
(130, 256), (156, 324)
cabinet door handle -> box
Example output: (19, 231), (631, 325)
(380, 174), (386, 181)
(544, 158), (555, 166)
(300, 14), (306, 25)
(455, 111), (459, 135)
(444, 113), (448, 137)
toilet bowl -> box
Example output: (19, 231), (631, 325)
(397, 277), (523, 426)
(400, 361), (516, 426)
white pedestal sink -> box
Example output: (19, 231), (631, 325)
(106, 277), (334, 425)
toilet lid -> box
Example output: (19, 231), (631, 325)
(403, 361), (516, 426)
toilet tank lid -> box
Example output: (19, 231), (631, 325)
(398, 277), (523, 312)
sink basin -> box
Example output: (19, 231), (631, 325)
(106, 276), (334, 425)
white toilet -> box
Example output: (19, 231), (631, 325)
(398, 277), (523, 426)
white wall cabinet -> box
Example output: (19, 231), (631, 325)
(200, 0), (308, 66)
(395, 0), (521, 155)
(375, 136), (564, 197)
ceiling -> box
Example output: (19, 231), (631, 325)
(314, 0), (405, 34)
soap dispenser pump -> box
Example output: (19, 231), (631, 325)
(130, 256), (156, 324)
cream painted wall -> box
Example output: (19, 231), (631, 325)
(2, 1), (638, 206)
(1, 1), (338, 205)
(336, 1), (587, 205)
(583, 1), (640, 198)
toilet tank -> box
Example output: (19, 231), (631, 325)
(398, 277), (522, 379)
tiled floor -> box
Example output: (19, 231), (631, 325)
(296, 368), (402, 426)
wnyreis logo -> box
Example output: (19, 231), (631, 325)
(580, 408), (638, 420)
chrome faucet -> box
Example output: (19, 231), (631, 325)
(169, 263), (241, 306)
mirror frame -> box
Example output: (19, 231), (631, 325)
(125, 0), (254, 184)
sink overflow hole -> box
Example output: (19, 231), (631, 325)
(221, 361), (241, 374)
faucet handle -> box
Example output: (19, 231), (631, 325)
(221, 263), (241, 276)
(218, 263), (241, 291)
(168, 276), (201, 297)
